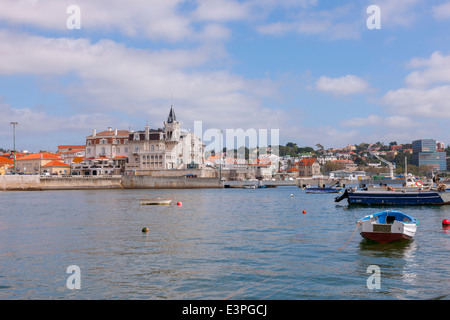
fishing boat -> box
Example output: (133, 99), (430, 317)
(335, 188), (450, 205)
(139, 198), (173, 205)
(357, 210), (418, 243)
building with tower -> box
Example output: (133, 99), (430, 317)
(125, 106), (205, 174)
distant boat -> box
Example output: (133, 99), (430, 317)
(243, 185), (257, 189)
(139, 198), (173, 205)
(305, 187), (342, 194)
(357, 210), (418, 243)
(335, 188), (450, 205)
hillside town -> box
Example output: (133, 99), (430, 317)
(1, 107), (449, 181)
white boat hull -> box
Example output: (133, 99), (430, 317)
(139, 199), (173, 205)
(360, 218), (417, 243)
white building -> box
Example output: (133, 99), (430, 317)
(125, 106), (205, 173)
(71, 128), (130, 175)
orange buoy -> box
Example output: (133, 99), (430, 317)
(142, 227), (149, 233)
(302, 210), (306, 214)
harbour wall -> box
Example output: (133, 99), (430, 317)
(2, 175), (414, 191)
(120, 175), (221, 189)
(0, 175), (123, 191)
(0, 175), (221, 191)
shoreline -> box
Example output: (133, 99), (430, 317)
(0, 174), (379, 192)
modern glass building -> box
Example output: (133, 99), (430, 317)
(412, 139), (437, 153)
(412, 139), (446, 171)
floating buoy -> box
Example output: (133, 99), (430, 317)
(442, 219), (450, 226)
(142, 227), (149, 233)
(302, 210), (306, 214)
(290, 194), (293, 198)
(177, 202), (182, 207)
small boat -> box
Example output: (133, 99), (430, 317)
(305, 187), (342, 194)
(139, 198), (173, 205)
(243, 185), (257, 189)
(357, 210), (418, 243)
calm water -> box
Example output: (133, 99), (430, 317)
(0, 187), (449, 300)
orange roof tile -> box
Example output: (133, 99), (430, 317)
(42, 160), (70, 167)
(299, 158), (317, 166)
(16, 153), (61, 160)
(58, 145), (86, 150)
(0, 156), (14, 164)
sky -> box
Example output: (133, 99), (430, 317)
(1, 0), (450, 152)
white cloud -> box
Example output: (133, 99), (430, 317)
(193, 0), (251, 22)
(405, 51), (450, 88)
(371, 0), (424, 28)
(0, 29), (286, 138)
(256, 4), (360, 39)
(432, 1), (450, 20)
(316, 75), (370, 95)
(0, 100), (121, 135)
(382, 85), (450, 118)
(341, 115), (418, 128)
(380, 51), (450, 119)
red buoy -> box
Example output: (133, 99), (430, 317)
(302, 210), (306, 214)
(442, 219), (450, 226)
(177, 202), (182, 207)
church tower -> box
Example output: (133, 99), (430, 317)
(164, 105), (180, 142)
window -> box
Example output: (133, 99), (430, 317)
(151, 145), (154, 151)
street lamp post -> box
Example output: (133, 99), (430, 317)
(10, 122), (18, 174)
(218, 129), (223, 184)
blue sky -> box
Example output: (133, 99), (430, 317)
(1, 0), (450, 152)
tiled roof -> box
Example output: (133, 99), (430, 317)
(16, 153), (61, 160)
(89, 130), (130, 137)
(42, 160), (70, 167)
(0, 156), (14, 164)
(58, 145), (85, 150)
(299, 158), (317, 166)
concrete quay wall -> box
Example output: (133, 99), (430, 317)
(0, 175), (221, 191)
(0, 175), (123, 191)
(120, 175), (221, 189)
(0, 175), (42, 191)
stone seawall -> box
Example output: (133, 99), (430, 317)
(120, 175), (221, 189)
(0, 175), (123, 191)
(0, 175), (221, 191)
(0, 175), (42, 191)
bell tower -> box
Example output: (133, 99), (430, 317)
(164, 105), (180, 142)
